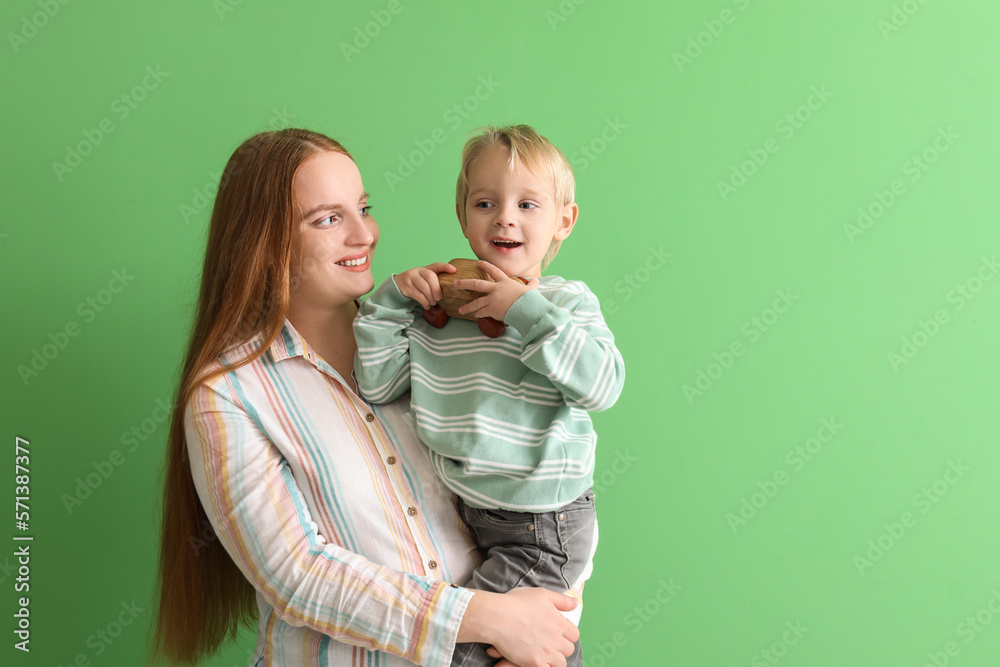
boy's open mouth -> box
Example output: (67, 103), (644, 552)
(492, 240), (522, 249)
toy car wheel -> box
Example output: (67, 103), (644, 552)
(423, 305), (449, 328)
(477, 317), (505, 338)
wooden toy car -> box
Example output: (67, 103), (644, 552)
(422, 258), (528, 338)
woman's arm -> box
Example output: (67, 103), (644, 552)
(186, 380), (470, 667)
(187, 378), (578, 666)
(459, 588), (580, 667)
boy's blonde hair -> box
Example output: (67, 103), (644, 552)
(456, 124), (576, 269)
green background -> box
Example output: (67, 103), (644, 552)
(2, 0), (999, 665)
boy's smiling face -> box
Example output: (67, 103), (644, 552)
(458, 146), (577, 279)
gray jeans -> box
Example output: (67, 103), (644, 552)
(451, 489), (597, 666)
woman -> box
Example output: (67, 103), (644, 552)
(150, 129), (579, 666)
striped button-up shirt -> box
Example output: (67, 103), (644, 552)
(185, 320), (476, 666)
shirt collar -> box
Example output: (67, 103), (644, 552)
(264, 318), (361, 394)
(266, 319), (312, 363)
(266, 300), (362, 364)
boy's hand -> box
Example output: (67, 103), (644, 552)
(455, 260), (538, 322)
(393, 263), (456, 309)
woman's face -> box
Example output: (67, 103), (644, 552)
(289, 150), (379, 311)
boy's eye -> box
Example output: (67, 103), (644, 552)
(519, 202), (538, 210)
(360, 205), (373, 216)
(474, 201), (494, 209)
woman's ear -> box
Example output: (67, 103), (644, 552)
(554, 202), (579, 241)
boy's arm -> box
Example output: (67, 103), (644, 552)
(353, 275), (418, 404)
(503, 282), (625, 412)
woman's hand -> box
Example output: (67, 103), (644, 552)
(457, 587), (579, 667)
(455, 260), (538, 321)
(393, 262), (456, 309)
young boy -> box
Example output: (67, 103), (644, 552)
(353, 125), (624, 665)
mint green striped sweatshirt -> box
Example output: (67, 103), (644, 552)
(353, 274), (625, 512)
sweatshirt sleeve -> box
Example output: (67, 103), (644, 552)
(502, 282), (625, 412)
(185, 381), (472, 667)
(353, 275), (417, 404)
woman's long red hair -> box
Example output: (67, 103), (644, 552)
(149, 129), (351, 665)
